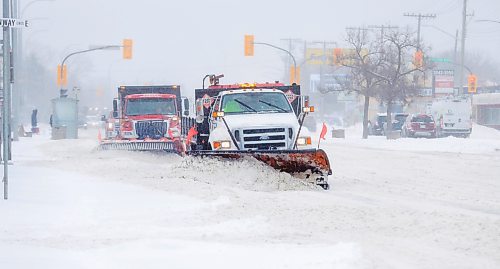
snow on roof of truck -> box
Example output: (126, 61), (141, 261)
(125, 93), (177, 99)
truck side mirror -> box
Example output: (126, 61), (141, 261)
(195, 98), (204, 116)
(112, 99), (118, 118)
(182, 97), (190, 117)
(100, 115), (106, 121)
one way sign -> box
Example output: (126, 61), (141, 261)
(0, 18), (29, 28)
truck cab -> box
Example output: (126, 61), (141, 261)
(104, 85), (189, 142)
(194, 83), (313, 151)
(120, 93), (180, 140)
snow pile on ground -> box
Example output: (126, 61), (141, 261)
(1, 126), (499, 268)
(172, 156), (319, 191)
(318, 123), (500, 155)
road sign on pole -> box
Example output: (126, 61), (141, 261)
(0, 18), (29, 28)
(430, 57), (451, 63)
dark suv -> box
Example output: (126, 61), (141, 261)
(370, 113), (408, 136)
(401, 114), (436, 138)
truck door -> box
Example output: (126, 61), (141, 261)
(209, 96), (221, 132)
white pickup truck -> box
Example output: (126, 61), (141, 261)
(206, 88), (312, 151)
(190, 81), (331, 189)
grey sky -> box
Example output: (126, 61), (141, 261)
(18, 0), (500, 104)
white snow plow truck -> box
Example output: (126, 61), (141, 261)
(98, 85), (192, 152)
(188, 78), (332, 189)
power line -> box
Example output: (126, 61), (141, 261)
(368, 25), (399, 40)
(404, 13), (437, 49)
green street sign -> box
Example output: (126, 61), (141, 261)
(430, 58), (451, 63)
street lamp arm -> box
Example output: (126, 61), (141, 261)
(21, 0), (55, 18)
(422, 25), (456, 40)
(475, 19), (500, 24)
(253, 42), (297, 71)
(60, 45), (121, 77)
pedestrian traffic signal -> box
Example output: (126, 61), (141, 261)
(468, 74), (477, 93)
(414, 50), (424, 68)
(290, 66), (300, 84)
(244, 35), (254, 56)
(57, 64), (67, 86)
(123, 39), (133, 59)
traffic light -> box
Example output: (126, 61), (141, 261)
(290, 66), (300, 84)
(333, 48), (342, 65)
(244, 35), (254, 56)
(468, 74), (477, 93)
(60, 89), (68, 98)
(57, 64), (67, 86)
(414, 50), (424, 68)
(123, 39), (133, 59)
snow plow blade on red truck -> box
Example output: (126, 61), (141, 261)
(98, 140), (184, 152)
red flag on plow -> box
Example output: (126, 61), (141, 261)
(185, 126), (198, 146)
(318, 123), (327, 148)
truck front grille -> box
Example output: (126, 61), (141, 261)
(135, 121), (168, 139)
(240, 127), (288, 150)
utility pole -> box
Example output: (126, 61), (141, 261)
(280, 38), (302, 83)
(458, 0), (468, 95)
(404, 13), (437, 49)
(3, 0), (12, 200)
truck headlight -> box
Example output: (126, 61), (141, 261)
(297, 137), (312, 146)
(214, 140), (231, 149)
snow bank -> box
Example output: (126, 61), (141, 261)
(315, 123), (500, 155)
(172, 156), (320, 191)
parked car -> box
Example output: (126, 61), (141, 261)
(369, 113), (408, 136)
(401, 114), (436, 138)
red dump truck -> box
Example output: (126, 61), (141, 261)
(99, 85), (192, 152)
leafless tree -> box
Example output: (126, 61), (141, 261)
(334, 29), (385, 139)
(367, 29), (427, 138)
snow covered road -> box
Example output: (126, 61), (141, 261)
(1, 125), (499, 268)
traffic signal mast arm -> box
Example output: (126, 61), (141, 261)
(252, 42), (297, 75)
(59, 45), (123, 80)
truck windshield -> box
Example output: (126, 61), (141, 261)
(221, 92), (292, 114)
(125, 98), (176, 116)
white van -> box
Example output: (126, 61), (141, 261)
(430, 97), (472, 138)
